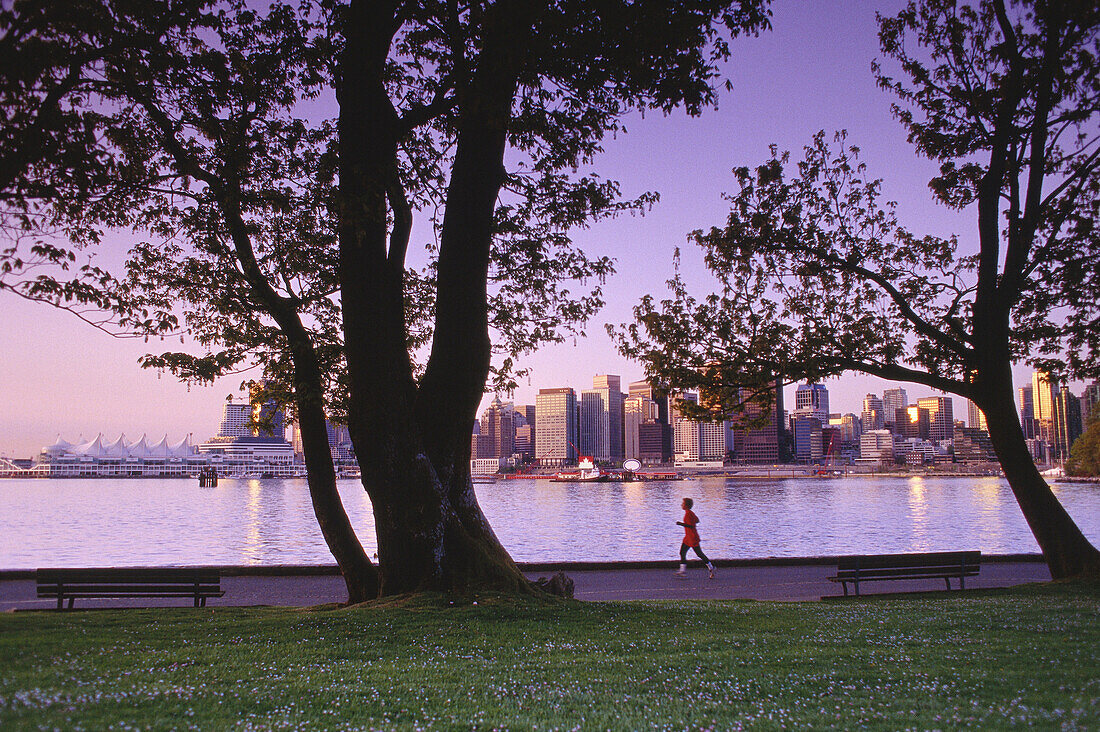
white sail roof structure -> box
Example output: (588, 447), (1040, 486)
(127, 434), (151, 457)
(43, 435), (74, 454)
(168, 434), (195, 457)
(104, 434), (129, 458)
(72, 434), (107, 456)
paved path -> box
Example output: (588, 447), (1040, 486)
(0, 561), (1051, 611)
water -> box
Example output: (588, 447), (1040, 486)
(0, 476), (1097, 568)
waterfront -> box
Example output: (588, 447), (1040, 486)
(0, 476), (1097, 568)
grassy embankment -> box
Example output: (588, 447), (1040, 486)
(1, 581), (1097, 729)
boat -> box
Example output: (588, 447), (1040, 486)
(551, 456), (609, 483)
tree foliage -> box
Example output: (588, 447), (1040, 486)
(614, 0), (1100, 577)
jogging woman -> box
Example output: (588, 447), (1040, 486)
(676, 497), (716, 579)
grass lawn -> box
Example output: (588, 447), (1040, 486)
(1, 581), (1097, 730)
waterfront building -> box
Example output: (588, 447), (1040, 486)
(896, 405), (930, 439)
(624, 393), (658, 461)
(1018, 384), (1037, 439)
(794, 383), (829, 422)
(882, 387), (908, 429)
(917, 396), (954, 443)
(578, 390), (607, 460)
(671, 392), (726, 463)
(32, 433), (206, 477)
(1082, 382), (1100, 424)
(513, 424), (534, 461)
(637, 420), (672, 464)
(727, 378), (784, 464)
(1052, 385), (1083, 461)
(953, 426), (997, 463)
(858, 430), (895, 466)
(1032, 371), (1056, 432)
(589, 375), (624, 462)
(198, 386), (295, 474)
(861, 394), (885, 431)
(535, 387), (577, 466)
(478, 396), (515, 460)
(793, 416), (823, 462)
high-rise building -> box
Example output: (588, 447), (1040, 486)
(727, 378), (784, 464)
(917, 396), (954, 442)
(216, 398), (252, 438)
(585, 375), (624, 462)
(966, 399), (988, 431)
(793, 416), (823, 462)
(248, 381), (286, 440)
(637, 420), (672, 464)
(478, 396), (515, 460)
(1032, 371), (1056, 424)
(624, 394), (658, 461)
(1081, 382), (1100, 424)
(862, 394), (885, 431)
(671, 392), (726, 462)
(1019, 384), (1037, 439)
(859, 430), (895, 465)
(629, 379), (669, 425)
(897, 405), (930, 439)
(535, 388), (577, 466)
(794, 383), (829, 422)
(882, 387), (908, 428)
(954, 425), (997, 463)
(1053, 385), (1083, 461)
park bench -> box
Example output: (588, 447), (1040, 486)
(36, 567), (224, 610)
(828, 550), (981, 597)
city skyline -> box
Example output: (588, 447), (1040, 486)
(0, 0), (1089, 458)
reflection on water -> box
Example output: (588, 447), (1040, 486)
(0, 476), (1097, 567)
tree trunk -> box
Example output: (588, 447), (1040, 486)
(287, 333), (379, 603)
(337, 0), (539, 596)
(978, 366), (1100, 578)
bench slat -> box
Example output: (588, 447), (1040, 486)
(36, 567), (223, 609)
(828, 551), (981, 597)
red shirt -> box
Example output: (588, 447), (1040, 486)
(682, 509), (700, 548)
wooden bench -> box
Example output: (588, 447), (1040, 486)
(828, 551), (981, 597)
(36, 568), (224, 610)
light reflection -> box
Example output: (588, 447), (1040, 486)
(907, 476), (930, 551)
(244, 478), (263, 564)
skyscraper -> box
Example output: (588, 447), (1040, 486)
(882, 387), (908, 429)
(1052, 385), (1083, 461)
(478, 396), (515, 460)
(590, 375), (624, 462)
(670, 392), (726, 462)
(624, 394), (657, 461)
(917, 396), (954, 442)
(862, 393), (885, 431)
(794, 383), (829, 421)
(535, 388), (577, 466)
(727, 379), (784, 464)
(1018, 384), (1037, 439)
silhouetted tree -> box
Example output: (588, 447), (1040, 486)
(616, 0), (1100, 578)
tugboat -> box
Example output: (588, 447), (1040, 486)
(551, 455), (609, 483)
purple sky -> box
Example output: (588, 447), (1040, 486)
(0, 1), (1074, 458)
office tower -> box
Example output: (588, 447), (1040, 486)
(917, 396), (954, 442)
(966, 399), (988, 431)
(898, 405), (930, 439)
(953, 425), (997, 462)
(586, 375), (624, 462)
(727, 378), (784, 464)
(478, 396), (515, 460)
(535, 387), (577, 466)
(1052, 385), (1083, 461)
(1081, 382), (1100, 424)
(1032, 370), (1058, 443)
(629, 379), (669, 425)
(793, 416), (823, 462)
(794, 383), (829, 421)
(882, 387), (908, 428)
(624, 394), (658, 461)
(1019, 384), (1037, 439)
(672, 392), (701, 461)
(216, 397), (252, 437)
(513, 425), (534, 460)
(862, 394), (885, 431)
(860, 430), (895, 465)
(578, 390), (605, 458)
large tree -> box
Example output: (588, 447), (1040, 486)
(335, 0), (769, 595)
(2, 0), (771, 596)
(616, 0), (1100, 578)
(1, 0), (381, 602)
